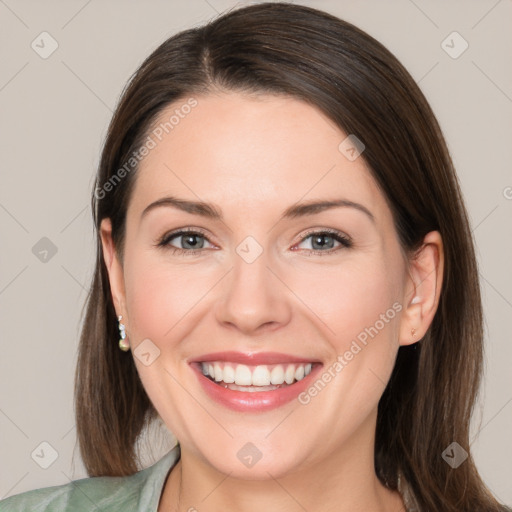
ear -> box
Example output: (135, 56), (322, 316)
(399, 231), (444, 346)
(100, 218), (127, 319)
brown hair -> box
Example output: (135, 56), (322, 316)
(74, 3), (507, 510)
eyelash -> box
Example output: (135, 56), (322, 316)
(156, 227), (352, 257)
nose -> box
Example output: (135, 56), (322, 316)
(214, 244), (292, 336)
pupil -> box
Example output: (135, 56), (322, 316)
(184, 234), (203, 249)
(312, 234), (334, 250)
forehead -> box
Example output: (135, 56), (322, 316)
(128, 92), (390, 226)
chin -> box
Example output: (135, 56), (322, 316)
(193, 438), (310, 481)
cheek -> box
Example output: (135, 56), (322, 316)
(122, 250), (205, 344)
(291, 257), (404, 417)
(288, 255), (404, 418)
(288, 256), (403, 351)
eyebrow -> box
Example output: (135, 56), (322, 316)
(140, 196), (375, 223)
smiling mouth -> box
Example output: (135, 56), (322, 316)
(199, 361), (316, 392)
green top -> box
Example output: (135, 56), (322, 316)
(0, 445), (180, 512)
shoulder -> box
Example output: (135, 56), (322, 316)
(0, 473), (142, 512)
(0, 445), (180, 512)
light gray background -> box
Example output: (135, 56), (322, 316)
(1, 0), (511, 505)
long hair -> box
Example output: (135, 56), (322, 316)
(74, 3), (507, 510)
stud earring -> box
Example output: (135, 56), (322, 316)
(118, 315), (130, 352)
(411, 327), (417, 340)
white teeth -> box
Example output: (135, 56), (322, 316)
(270, 365), (285, 385)
(224, 383), (280, 392)
(284, 365), (295, 384)
(214, 363), (223, 382)
(223, 364), (235, 383)
(234, 364), (252, 386)
(252, 365), (270, 386)
(200, 361), (316, 388)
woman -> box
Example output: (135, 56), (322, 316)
(2, 3), (509, 511)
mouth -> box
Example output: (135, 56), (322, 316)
(198, 361), (314, 391)
(189, 352), (323, 411)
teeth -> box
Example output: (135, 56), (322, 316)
(223, 364), (235, 383)
(270, 365), (284, 385)
(214, 363), (223, 382)
(252, 365), (270, 386)
(225, 383), (280, 392)
(285, 364), (295, 384)
(200, 361), (315, 387)
(235, 364), (252, 386)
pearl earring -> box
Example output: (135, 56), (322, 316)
(118, 315), (130, 352)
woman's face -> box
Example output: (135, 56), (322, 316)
(102, 92), (422, 479)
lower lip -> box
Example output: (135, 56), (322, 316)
(191, 363), (323, 412)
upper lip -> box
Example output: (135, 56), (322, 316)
(189, 351), (321, 365)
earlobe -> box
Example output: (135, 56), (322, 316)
(99, 218), (127, 316)
(399, 231), (444, 346)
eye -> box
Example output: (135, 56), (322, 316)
(157, 229), (215, 255)
(156, 228), (352, 256)
(293, 229), (352, 255)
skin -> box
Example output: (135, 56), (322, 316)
(101, 91), (443, 512)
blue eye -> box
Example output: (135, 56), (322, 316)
(294, 231), (352, 254)
(158, 229), (213, 255)
(157, 228), (352, 256)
